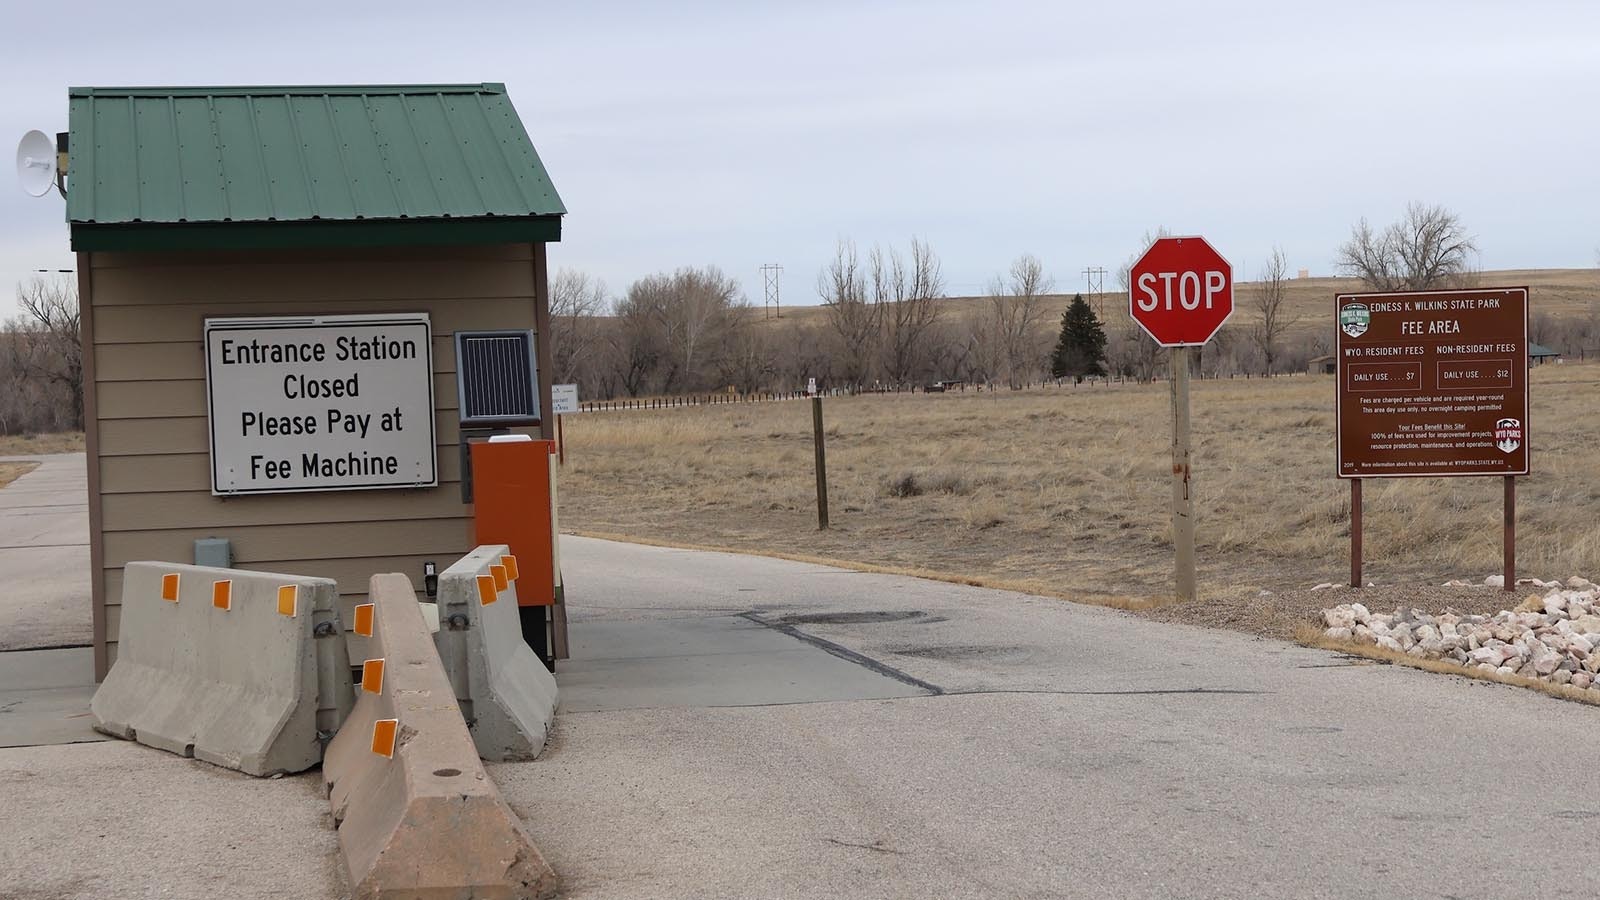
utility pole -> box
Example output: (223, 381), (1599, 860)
(1082, 266), (1107, 317)
(760, 263), (783, 320)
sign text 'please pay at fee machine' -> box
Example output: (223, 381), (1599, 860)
(205, 314), (438, 494)
(1336, 288), (1529, 479)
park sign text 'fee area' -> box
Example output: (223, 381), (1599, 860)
(1336, 288), (1529, 479)
(205, 314), (438, 494)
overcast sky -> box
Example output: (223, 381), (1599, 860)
(3, 0), (1598, 319)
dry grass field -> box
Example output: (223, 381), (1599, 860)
(559, 363), (1599, 635)
(0, 432), (84, 455)
(0, 462), (38, 490)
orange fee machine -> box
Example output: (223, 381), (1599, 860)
(454, 330), (565, 667)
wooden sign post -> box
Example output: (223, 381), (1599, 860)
(1128, 237), (1234, 603)
(1170, 346), (1196, 600)
(812, 396), (829, 530)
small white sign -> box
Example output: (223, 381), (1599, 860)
(552, 383), (580, 415)
(807, 377), (817, 396)
(205, 314), (437, 495)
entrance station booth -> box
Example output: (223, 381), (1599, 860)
(67, 84), (569, 678)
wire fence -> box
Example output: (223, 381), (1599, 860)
(575, 371), (1319, 413)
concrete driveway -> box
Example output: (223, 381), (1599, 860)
(497, 536), (1600, 900)
(0, 453), (90, 651)
(4, 499), (1597, 898)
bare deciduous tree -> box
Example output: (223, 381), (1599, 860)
(818, 240), (878, 390)
(1114, 227), (1174, 382)
(548, 269), (607, 384)
(621, 266), (745, 393)
(1336, 202), (1479, 291)
(771, 318), (834, 391)
(981, 254), (1053, 388)
(11, 276), (83, 429)
(876, 238), (945, 387)
(1250, 247), (1297, 374)
(716, 316), (778, 394)
(607, 293), (662, 397)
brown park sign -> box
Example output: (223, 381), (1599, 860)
(1336, 287), (1529, 479)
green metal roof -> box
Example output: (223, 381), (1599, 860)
(67, 84), (564, 252)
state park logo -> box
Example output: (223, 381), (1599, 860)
(1495, 418), (1523, 454)
(1340, 303), (1370, 338)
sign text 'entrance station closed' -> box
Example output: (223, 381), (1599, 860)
(205, 314), (438, 494)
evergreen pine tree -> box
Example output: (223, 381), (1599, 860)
(1050, 294), (1108, 382)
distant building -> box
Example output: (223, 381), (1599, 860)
(1307, 355), (1336, 375)
(1297, 268), (1310, 279)
(1529, 343), (1561, 366)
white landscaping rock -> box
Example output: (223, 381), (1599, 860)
(1320, 575), (1600, 697)
(1323, 607), (1357, 630)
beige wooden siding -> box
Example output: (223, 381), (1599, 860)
(93, 244), (532, 665)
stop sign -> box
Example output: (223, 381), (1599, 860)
(1128, 236), (1234, 346)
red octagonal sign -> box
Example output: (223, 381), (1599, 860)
(1128, 236), (1234, 347)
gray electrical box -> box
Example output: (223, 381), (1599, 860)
(194, 538), (233, 568)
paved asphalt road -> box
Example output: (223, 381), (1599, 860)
(4, 454), (1598, 900)
(0, 453), (90, 651)
(499, 537), (1600, 900)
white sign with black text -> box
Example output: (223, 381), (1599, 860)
(551, 383), (580, 415)
(205, 314), (438, 495)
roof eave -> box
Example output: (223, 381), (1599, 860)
(70, 215), (562, 253)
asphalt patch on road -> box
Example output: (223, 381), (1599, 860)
(775, 610), (929, 626)
(741, 612), (944, 695)
(887, 644), (1033, 663)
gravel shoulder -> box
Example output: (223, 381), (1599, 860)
(1136, 584), (1527, 642)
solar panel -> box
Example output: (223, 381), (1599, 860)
(454, 330), (540, 427)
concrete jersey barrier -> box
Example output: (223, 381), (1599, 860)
(436, 545), (559, 761)
(90, 562), (353, 776)
(323, 572), (558, 899)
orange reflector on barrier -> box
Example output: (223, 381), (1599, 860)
(212, 580), (232, 611)
(371, 718), (398, 758)
(161, 573), (180, 602)
(354, 603), (375, 637)
(501, 555), (519, 581)
(477, 575), (498, 606)
(361, 658), (385, 694)
(491, 565), (509, 592)
(277, 584), (298, 617)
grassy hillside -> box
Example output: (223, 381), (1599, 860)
(761, 268), (1600, 340)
